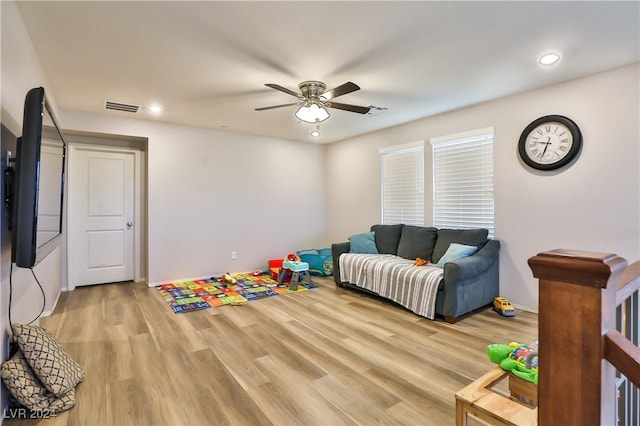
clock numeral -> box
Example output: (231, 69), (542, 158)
(561, 138), (569, 144)
(559, 131), (566, 137)
(544, 125), (551, 132)
(559, 145), (568, 152)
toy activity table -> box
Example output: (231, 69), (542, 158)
(278, 260), (313, 291)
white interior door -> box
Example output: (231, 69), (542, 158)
(68, 146), (135, 287)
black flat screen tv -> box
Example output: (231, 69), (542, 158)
(11, 87), (67, 268)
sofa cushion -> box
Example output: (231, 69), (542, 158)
(349, 232), (378, 254)
(370, 224), (404, 255)
(396, 225), (438, 260)
(436, 243), (479, 267)
(432, 229), (489, 263)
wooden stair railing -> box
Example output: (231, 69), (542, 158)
(604, 330), (640, 385)
(615, 260), (640, 306)
(528, 249), (640, 426)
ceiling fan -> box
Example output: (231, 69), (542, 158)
(255, 81), (371, 123)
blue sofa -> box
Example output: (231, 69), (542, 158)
(331, 224), (500, 323)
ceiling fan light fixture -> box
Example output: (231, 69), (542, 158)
(295, 102), (330, 123)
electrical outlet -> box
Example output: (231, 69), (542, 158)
(231, 251), (237, 260)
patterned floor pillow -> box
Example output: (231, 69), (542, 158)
(1, 350), (76, 413)
(11, 324), (85, 396)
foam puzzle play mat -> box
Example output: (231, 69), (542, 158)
(156, 271), (317, 314)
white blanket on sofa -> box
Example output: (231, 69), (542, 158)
(339, 253), (444, 320)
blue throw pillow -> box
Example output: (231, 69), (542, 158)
(436, 243), (478, 267)
(349, 232), (378, 254)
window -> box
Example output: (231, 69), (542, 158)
(431, 128), (494, 237)
(380, 141), (424, 225)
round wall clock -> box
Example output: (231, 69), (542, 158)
(518, 115), (582, 170)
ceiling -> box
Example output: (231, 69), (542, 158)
(16, 1), (640, 144)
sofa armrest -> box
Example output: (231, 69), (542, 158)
(439, 240), (500, 319)
(443, 239), (500, 282)
(331, 242), (350, 286)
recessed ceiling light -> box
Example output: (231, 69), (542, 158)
(148, 104), (163, 114)
(538, 52), (561, 65)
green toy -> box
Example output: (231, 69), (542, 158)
(486, 342), (539, 384)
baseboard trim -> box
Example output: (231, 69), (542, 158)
(40, 290), (62, 318)
(513, 303), (538, 314)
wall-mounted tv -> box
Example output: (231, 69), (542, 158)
(11, 87), (67, 268)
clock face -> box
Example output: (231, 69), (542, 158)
(518, 115), (582, 170)
(524, 122), (573, 164)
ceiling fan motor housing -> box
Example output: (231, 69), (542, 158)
(299, 81), (327, 100)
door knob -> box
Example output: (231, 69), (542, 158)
(127, 222), (133, 228)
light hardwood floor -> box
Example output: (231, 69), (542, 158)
(5, 277), (537, 426)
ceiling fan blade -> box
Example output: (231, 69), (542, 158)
(255, 102), (299, 111)
(320, 82), (360, 100)
(326, 102), (370, 114)
(265, 84), (301, 98)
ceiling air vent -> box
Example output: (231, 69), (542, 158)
(104, 100), (139, 113)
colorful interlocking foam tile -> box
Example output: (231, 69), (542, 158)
(156, 272), (317, 314)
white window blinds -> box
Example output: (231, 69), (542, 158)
(431, 128), (494, 237)
(380, 141), (424, 225)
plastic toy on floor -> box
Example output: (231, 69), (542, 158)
(279, 253), (312, 291)
(220, 273), (237, 286)
(487, 341), (538, 384)
(493, 296), (516, 317)
(269, 259), (284, 280)
(283, 253), (308, 272)
(286, 253), (300, 263)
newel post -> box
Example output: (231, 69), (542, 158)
(528, 249), (627, 426)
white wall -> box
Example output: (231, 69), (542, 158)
(1, 0), (62, 324)
(60, 111), (327, 284)
(0, 0), (64, 416)
(325, 63), (640, 310)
